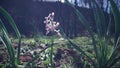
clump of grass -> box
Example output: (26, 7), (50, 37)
(0, 7), (21, 68)
(64, 0), (120, 68)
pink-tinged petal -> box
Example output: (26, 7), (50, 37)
(51, 12), (54, 16)
(57, 22), (59, 25)
(45, 17), (48, 19)
(44, 21), (47, 23)
(48, 13), (51, 18)
(44, 12), (61, 36)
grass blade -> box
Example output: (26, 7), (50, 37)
(0, 25), (17, 67)
(0, 7), (21, 64)
(91, 1), (109, 67)
(0, 7), (20, 38)
(65, 1), (98, 67)
(92, 0), (107, 37)
(66, 38), (95, 67)
(0, 19), (8, 35)
(110, 0), (120, 44)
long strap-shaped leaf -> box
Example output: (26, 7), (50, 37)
(92, 0), (107, 37)
(66, 0), (99, 67)
(66, 38), (95, 67)
(110, 0), (120, 44)
(0, 7), (21, 64)
(65, 0), (98, 67)
(0, 19), (8, 35)
(104, 0), (120, 67)
(0, 7), (20, 38)
(91, 0), (109, 67)
(0, 23), (17, 67)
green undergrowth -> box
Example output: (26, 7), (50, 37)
(1, 35), (120, 67)
(0, 36), (95, 67)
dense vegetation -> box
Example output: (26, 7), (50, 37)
(0, 0), (120, 68)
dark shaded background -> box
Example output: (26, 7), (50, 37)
(0, 0), (113, 38)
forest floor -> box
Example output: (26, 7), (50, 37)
(0, 36), (119, 68)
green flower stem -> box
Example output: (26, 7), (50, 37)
(50, 36), (54, 68)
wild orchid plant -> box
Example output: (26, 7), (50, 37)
(44, 12), (61, 36)
(25, 12), (62, 68)
(44, 12), (61, 67)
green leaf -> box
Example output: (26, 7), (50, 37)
(0, 19), (8, 35)
(65, 1), (98, 67)
(91, 1), (109, 67)
(0, 7), (21, 38)
(0, 26), (17, 67)
(67, 38), (95, 67)
(110, 0), (120, 44)
(0, 7), (21, 64)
